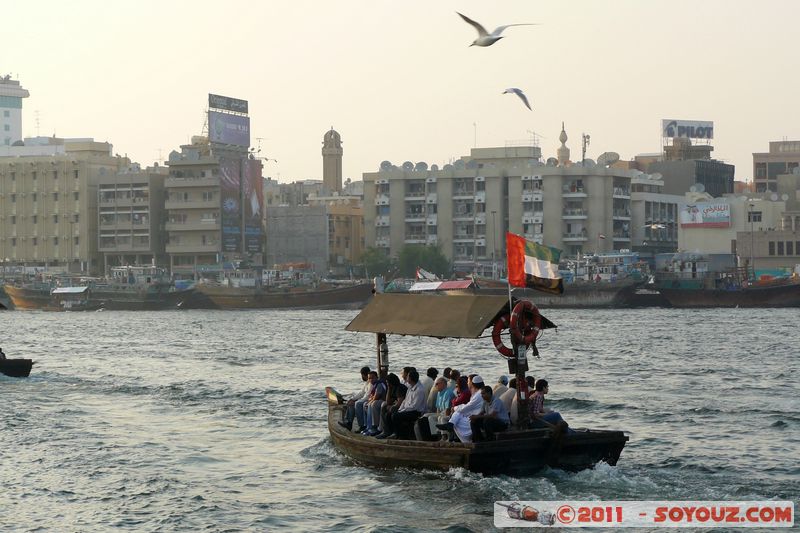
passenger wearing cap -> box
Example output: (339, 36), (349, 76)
(437, 374), (486, 442)
(493, 375), (509, 398)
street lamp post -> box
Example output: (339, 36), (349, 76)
(749, 203), (755, 280)
(491, 210), (497, 280)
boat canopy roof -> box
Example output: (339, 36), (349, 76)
(346, 293), (555, 339)
(52, 286), (89, 294)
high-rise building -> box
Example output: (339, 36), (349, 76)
(322, 128), (343, 194)
(0, 75), (29, 148)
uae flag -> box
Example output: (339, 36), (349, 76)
(506, 232), (564, 295)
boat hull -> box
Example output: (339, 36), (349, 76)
(2, 284), (194, 311)
(187, 283), (374, 310)
(327, 404), (627, 476)
(457, 280), (643, 309)
(658, 281), (800, 308)
(0, 359), (34, 378)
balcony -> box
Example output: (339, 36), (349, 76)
(563, 233), (588, 242)
(562, 208), (588, 219)
(612, 187), (631, 198)
(165, 221), (221, 231)
(452, 188), (475, 200)
(524, 233), (544, 244)
(165, 199), (218, 210)
(453, 234), (476, 243)
(474, 191), (486, 203)
(612, 232), (631, 241)
(165, 176), (218, 188)
(426, 234), (438, 244)
(563, 186), (587, 198)
(426, 214), (437, 226)
(404, 191), (426, 201)
(404, 235), (427, 244)
(522, 191), (543, 202)
(612, 210), (631, 220)
(374, 194), (390, 206)
(374, 215), (390, 227)
(166, 243), (220, 253)
(522, 211), (544, 224)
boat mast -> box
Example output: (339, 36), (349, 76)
(512, 337), (531, 428)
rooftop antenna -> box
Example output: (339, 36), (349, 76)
(255, 137), (264, 154)
(526, 130), (545, 148)
(35, 110), (40, 137)
(156, 148), (164, 165)
(582, 133), (591, 163)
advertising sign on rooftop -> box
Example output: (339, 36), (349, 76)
(680, 202), (730, 228)
(209, 111), (250, 147)
(208, 93), (248, 114)
(662, 119), (714, 140)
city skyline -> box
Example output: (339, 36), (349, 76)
(4, 0), (800, 183)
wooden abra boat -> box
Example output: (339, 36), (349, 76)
(327, 293), (628, 476)
(0, 358), (34, 378)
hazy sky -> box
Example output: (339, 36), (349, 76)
(5, 1), (800, 183)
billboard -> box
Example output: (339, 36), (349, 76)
(220, 158), (242, 252)
(680, 203), (731, 228)
(662, 119), (714, 139)
(243, 159), (264, 253)
(208, 93), (248, 114)
(209, 110), (250, 147)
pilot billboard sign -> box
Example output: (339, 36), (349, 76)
(662, 119), (714, 140)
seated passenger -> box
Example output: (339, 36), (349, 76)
(529, 379), (574, 432)
(338, 366), (371, 431)
(499, 377), (517, 421)
(374, 373), (407, 438)
(450, 375), (471, 413)
(417, 377), (455, 440)
(493, 375), (509, 398)
(448, 369), (461, 390)
(421, 367), (438, 411)
(360, 371), (386, 435)
(437, 375), (485, 442)
(469, 385), (510, 441)
(383, 369), (426, 440)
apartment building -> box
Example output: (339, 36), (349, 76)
(0, 75), (28, 148)
(629, 173), (683, 255)
(363, 127), (638, 272)
(0, 138), (130, 274)
(98, 164), (168, 271)
(753, 140), (800, 193)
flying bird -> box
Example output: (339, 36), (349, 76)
(502, 88), (532, 111)
(642, 223), (666, 229)
(457, 12), (537, 47)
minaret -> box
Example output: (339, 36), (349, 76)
(322, 127), (343, 194)
(557, 122), (570, 166)
(0, 75), (30, 146)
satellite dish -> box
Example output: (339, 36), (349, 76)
(695, 183), (705, 193)
(546, 157), (558, 166)
(689, 185), (697, 193)
(465, 160), (479, 169)
(583, 158), (596, 167)
(380, 160), (393, 171)
(650, 173), (663, 181)
(415, 161), (428, 171)
(597, 152), (620, 166)
(430, 164), (439, 171)
(443, 164), (453, 171)
(402, 161), (414, 170)
(453, 160), (465, 170)
(770, 193), (779, 201)
(781, 193), (789, 201)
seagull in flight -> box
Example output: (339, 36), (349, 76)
(457, 12), (537, 47)
(642, 223), (666, 229)
(503, 88), (532, 111)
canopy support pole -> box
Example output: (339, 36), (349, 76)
(377, 332), (388, 380)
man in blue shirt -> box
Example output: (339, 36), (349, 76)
(469, 385), (511, 441)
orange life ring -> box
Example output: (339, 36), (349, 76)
(492, 313), (514, 357)
(510, 300), (542, 346)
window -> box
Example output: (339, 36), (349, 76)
(778, 242), (785, 256)
(3, 124), (9, 131)
(53, 192), (59, 201)
(797, 241), (800, 255)
(202, 191), (214, 201)
(11, 194), (15, 203)
(11, 238), (16, 246)
(32, 237), (38, 246)
(10, 215), (15, 224)
(53, 214), (58, 223)
(74, 213), (79, 223)
(32, 171), (37, 181)
(748, 211), (762, 223)
(32, 193), (37, 202)
(53, 236), (59, 245)
(3, 110), (9, 117)
(73, 170), (79, 179)
(32, 215), (37, 224)
(787, 241), (794, 256)
(769, 242), (775, 256)
(73, 191), (79, 201)
(52, 171), (58, 180)
(10, 172), (15, 181)
(74, 236), (79, 246)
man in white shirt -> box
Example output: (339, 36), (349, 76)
(470, 385), (511, 441)
(338, 366), (370, 431)
(437, 375), (486, 443)
(383, 369), (426, 439)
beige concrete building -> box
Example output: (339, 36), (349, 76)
(363, 125), (639, 273)
(0, 75), (29, 148)
(753, 140), (800, 193)
(322, 128), (343, 194)
(98, 164), (168, 272)
(309, 195), (364, 275)
(630, 173), (683, 255)
(0, 138), (130, 274)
